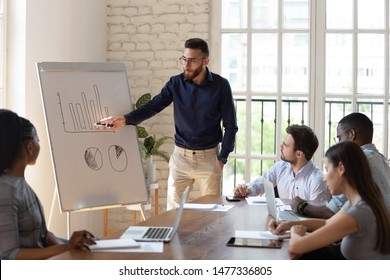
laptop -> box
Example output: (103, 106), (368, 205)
(120, 186), (189, 242)
(263, 178), (307, 221)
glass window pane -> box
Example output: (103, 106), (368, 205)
(324, 98), (352, 151)
(223, 158), (245, 194)
(281, 98), (308, 129)
(250, 159), (275, 182)
(252, 34), (278, 92)
(252, 0), (278, 28)
(283, 0), (309, 29)
(357, 34), (384, 95)
(234, 98), (247, 155)
(358, 0), (385, 29)
(221, 34), (247, 91)
(325, 34), (353, 94)
(357, 100), (384, 151)
(251, 97), (276, 155)
(326, 0), (353, 29)
(222, 0), (247, 28)
(282, 33), (309, 93)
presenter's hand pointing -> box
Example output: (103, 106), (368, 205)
(97, 116), (126, 130)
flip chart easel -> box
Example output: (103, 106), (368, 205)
(37, 62), (148, 235)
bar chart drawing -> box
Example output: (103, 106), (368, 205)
(58, 84), (112, 133)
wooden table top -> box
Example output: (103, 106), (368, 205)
(50, 195), (291, 260)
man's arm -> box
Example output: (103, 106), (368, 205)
(124, 87), (173, 126)
(301, 204), (336, 219)
(291, 195), (345, 219)
(219, 80), (238, 161)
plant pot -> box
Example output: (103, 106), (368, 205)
(146, 156), (157, 184)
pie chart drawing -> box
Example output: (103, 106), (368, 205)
(85, 147), (103, 171)
(108, 144), (128, 172)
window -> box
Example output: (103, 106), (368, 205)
(211, 0), (390, 194)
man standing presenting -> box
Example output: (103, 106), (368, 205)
(100, 38), (238, 210)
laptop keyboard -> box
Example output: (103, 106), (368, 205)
(142, 227), (171, 240)
(278, 210), (301, 221)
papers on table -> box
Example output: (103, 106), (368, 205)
(88, 238), (140, 251)
(212, 204), (234, 212)
(89, 239), (164, 253)
(96, 242), (164, 253)
(183, 203), (217, 210)
(235, 230), (290, 240)
(245, 196), (284, 206)
(183, 204), (234, 212)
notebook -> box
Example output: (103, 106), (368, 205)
(263, 178), (307, 221)
(183, 203), (217, 210)
(120, 186), (190, 242)
(89, 238), (140, 251)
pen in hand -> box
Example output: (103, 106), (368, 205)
(95, 122), (114, 128)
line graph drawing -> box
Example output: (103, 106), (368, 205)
(57, 84), (113, 133)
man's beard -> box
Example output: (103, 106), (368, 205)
(183, 64), (203, 80)
(280, 153), (296, 164)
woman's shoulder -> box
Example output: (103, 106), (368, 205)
(344, 200), (373, 221)
(0, 175), (30, 200)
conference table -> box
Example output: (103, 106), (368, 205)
(50, 195), (292, 260)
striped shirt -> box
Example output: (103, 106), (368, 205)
(0, 175), (47, 260)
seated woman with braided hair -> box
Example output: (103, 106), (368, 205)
(0, 109), (96, 259)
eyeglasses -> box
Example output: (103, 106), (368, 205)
(179, 56), (204, 66)
(334, 129), (352, 143)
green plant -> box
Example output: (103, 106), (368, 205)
(139, 135), (172, 162)
(135, 93), (172, 162)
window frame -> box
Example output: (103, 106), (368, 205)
(211, 0), (390, 193)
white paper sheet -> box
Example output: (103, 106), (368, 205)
(235, 230), (290, 240)
(89, 238), (140, 251)
(245, 196), (284, 206)
(91, 242), (164, 253)
(183, 203), (217, 210)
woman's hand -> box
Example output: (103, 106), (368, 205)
(66, 230), (96, 251)
(268, 219), (290, 235)
(290, 225), (307, 236)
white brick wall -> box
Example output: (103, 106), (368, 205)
(106, 0), (211, 231)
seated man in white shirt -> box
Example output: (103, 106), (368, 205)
(291, 112), (390, 218)
(234, 124), (330, 205)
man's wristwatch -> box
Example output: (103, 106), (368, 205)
(297, 201), (309, 215)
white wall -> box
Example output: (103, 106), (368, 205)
(7, 0), (107, 238)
